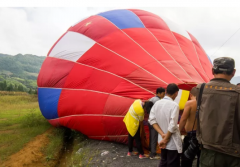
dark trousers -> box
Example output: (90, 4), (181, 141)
(128, 126), (144, 155)
(181, 131), (201, 167)
(148, 123), (158, 157)
(159, 149), (180, 167)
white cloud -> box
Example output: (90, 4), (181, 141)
(0, 7), (114, 56)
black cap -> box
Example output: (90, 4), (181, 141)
(213, 57), (235, 72)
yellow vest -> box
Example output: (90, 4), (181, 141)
(123, 99), (144, 137)
(175, 89), (190, 110)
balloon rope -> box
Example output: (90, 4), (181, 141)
(211, 27), (240, 57)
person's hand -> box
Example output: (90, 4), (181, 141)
(161, 133), (166, 139)
(180, 131), (187, 136)
(159, 138), (169, 149)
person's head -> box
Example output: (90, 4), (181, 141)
(212, 57), (236, 81)
(237, 83), (240, 87)
(166, 83), (179, 100)
(156, 87), (165, 99)
(143, 101), (154, 114)
(190, 87), (197, 100)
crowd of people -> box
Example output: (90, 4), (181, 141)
(123, 57), (240, 167)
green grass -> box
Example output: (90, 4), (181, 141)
(44, 127), (66, 162)
(0, 92), (92, 166)
(0, 94), (51, 161)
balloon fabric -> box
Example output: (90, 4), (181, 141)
(37, 9), (213, 144)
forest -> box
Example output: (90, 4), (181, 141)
(0, 53), (45, 93)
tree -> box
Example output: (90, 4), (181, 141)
(28, 88), (32, 94)
(0, 82), (3, 90)
(3, 80), (7, 90)
(14, 84), (18, 91)
(18, 85), (24, 92)
(34, 89), (38, 94)
(8, 83), (14, 91)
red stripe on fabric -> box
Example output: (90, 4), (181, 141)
(122, 28), (171, 61)
(47, 32), (67, 56)
(160, 60), (192, 83)
(148, 28), (203, 83)
(58, 89), (109, 117)
(111, 80), (152, 100)
(102, 116), (128, 138)
(188, 33), (213, 80)
(173, 32), (209, 82)
(143, 61), (188, 84)
(122, 28), (185, 84)
(148, 28), (178, 45)
(78, 44), (137, 77)
(58, 115), (107, 137)
(194, 45), (213, 80)
(97, 30), (168, 85)
(37, 57), (75, 88)
(48, 119), (60, 127)
(97, 30), (154, 68)
(126, 67), (167, 91)
(62, 62), (153, 99)
(68, 15), (119, 42)
(63, 62), (123, 92)
(103, 95), (134, 115)
(48, 113), (128, 143)
(129, 9), (170, 31)
(178, 83), (197, 91)
(49, 114), (125, 120)
(78, 44), (161, 93)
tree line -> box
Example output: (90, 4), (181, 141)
(0, 80), (37, 94)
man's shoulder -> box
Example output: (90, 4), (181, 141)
(186, 100), (197, 112)
(154, 98), (167, 106)
(196, 80), (238, 91)
(154, 98), (163, 105)
(186, 99), (196, 106)
(149, 96), (160, 104)
(196, 83), (208, 89)
(204, 78), (237, 88)
(167, 99), (179, 107)
(172, 101), (179, 107)
(150, 96), (159, 101)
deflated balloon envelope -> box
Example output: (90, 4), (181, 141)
(37, 9), (213, 143)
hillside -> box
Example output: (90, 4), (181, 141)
(0, 53), (45, 92)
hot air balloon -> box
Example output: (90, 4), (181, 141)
(37, 9), (213, 145)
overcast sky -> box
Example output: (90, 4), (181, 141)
(1, 7), (240, 75)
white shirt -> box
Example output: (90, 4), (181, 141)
(148, 96), (182, 153)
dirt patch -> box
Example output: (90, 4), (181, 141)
(2, 129), (52, 167)
(0, 118), (7, 121)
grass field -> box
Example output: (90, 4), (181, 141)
(0, 92), (51, 161)
(0, 91), (162, 167)
(0, 91), (91, 166)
